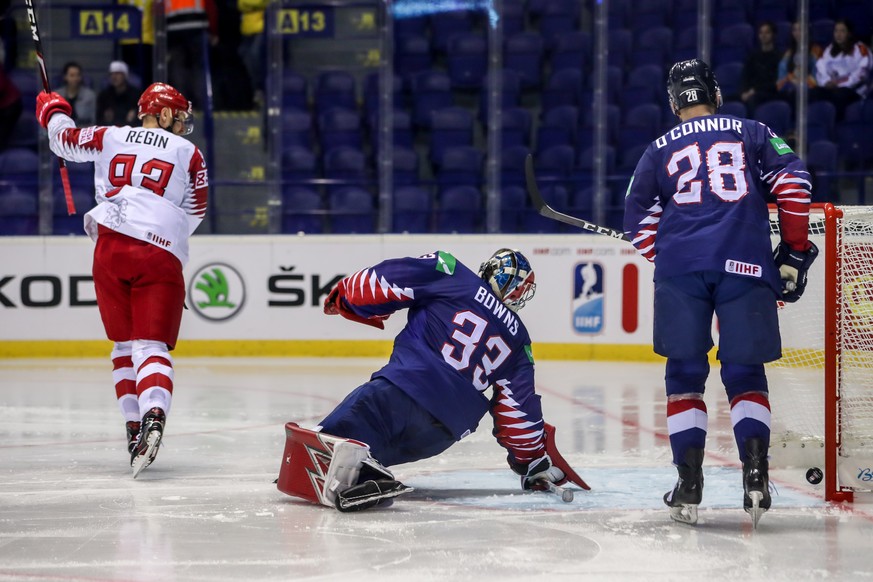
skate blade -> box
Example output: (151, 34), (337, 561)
(669, 503), (699, 525)
(745, 491), (766, 529)
(131, 431), (162, 479)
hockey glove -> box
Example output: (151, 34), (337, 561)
(773, 241), (819, 303)
(323, 285), (387, 329)
(521, 454), (565, 491)
(36, 92), (73, 129)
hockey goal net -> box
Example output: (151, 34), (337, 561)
(767, 203), (873, 502)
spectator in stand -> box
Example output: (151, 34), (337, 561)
(740, 21), (782, 114)
(96, 61), (141, 127)
(238, 0), (266, 107)
(0, 59), (21, 151)
(119, 0), (155, 88)
(811, 20), (872, 121)
(57, 62), (96, 127)
(777, 21), (824, 98)
(166, 0), (219, 111)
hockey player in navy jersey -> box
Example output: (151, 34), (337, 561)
(277, 249), (589, 511)
(623, 59), (818, 527)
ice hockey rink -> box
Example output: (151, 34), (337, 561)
(1, 357), (871, 582)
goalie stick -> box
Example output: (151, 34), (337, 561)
(25, 0), (75, 215)
(524, 154), (627, 241)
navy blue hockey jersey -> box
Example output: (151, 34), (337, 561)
(331, 251), (546, 466)
(623, 114), (812, 293)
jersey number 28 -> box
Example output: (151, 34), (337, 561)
(668, 142), (748, 204)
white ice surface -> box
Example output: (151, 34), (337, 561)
(1, 358), (871, 582)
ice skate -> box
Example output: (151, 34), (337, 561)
(125, 421), (140, 456)
(131, 408), (165, 478)
(664, 448), (704, 525)
(743, 438), (771, 529)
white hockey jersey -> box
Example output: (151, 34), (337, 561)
(47, 114), (208, 265)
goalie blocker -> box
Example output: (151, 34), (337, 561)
(277, 423), (412, 512)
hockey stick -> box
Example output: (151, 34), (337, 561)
(540, 480), (574, 503)
(25, 0), (75, 215)
(524, 154), (627, 241)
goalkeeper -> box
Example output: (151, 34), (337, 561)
(623, 59), (817, 527)
(277, 249), (588, 512)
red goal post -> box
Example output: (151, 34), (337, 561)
(768, 203), (873, 502)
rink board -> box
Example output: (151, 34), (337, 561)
(0, 234), (663, 359)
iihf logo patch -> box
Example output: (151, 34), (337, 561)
(573, 262), (604, 334)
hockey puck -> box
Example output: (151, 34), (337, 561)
(806, 467), (823, 485)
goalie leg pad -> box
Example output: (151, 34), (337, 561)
(277, 422), (371, 508)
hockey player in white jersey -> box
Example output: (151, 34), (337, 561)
(36, 82), (208, 477)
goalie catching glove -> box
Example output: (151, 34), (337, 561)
(511, 423), (590, 491)
(773, 241), (818, 303)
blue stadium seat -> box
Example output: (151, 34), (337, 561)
(314, 71), (357, 115)
(323, 146), (369, 194)
(429, 107), (474, 166)
(529, 0), (580, 43)
(281, 108), (314, 149)
(368, 108), (414, 150)
(501, 145), (531, 188)
(437, 185), (480, 233)
(571, 186), (595, 218)
(811, 19), (835, 47)
(410, 70), (454, 128)
(500, 2), (525, 36)
(533, 144), (575, 192)
(363, 72), (405, 117)
(713, 23), (754, 67)
(282, 71), (308, 110)
(807, 100), (836, 143)
(549, 31), (591, 73)
(392, 146), (419, 186)
(51, 188), (93, 235)
(429, 10), (474, 54)
(809, 0), (834, 22)
(523, 185), (568, 233)
(619, 103), (661, 150)
(606, 66), (623, 102)
(0, 148), (39, 191)
(330, 187), (374, 233)
(446, 33), (488, 90)
(720, 100), (748, 119)
(318, 107), (363, 152)
(577, 145), (617, 174)
(393, 14), (427, 39)
(395, 34), (433, 77)
(626, 64), (664, 95)
(500, 185), (526, 232)
(754, 100), (792, 137)
(504, 32), (545, 89)
(805, 140), (838, 203)
(281, 145), (319, 184)
(618, 143), (649, 173)
(754, 0), (790, 24)
(836, 117), (873, 169)
(714, 62), (744, 101)
(536, 105), (578, 154)
(630, 0), (671, 32)
(0, 185), (38, 236)
(393, 185), (431, 233)
(7, 115), (39, 150)
(478, 69), (521, 125)
(65, 161), (95, 192)
(436, 145), (483, 194)
(620, 84), (658, 112)
(541, 68), (584, 113)
(607, 29), (634, 70)
(632, 27), (672, 69)
(281, 186), (324, 234)
(497, 107), (532, 149)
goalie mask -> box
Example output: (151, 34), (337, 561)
(478, 248), (536, 312)
(667, 58), (722, 115)
(137, 82), (194, 135)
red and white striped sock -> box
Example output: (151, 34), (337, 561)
(132, 340), (174, 418)
(111, 342), (138, 422)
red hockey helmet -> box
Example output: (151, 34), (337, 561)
(137, 82), (193, 135)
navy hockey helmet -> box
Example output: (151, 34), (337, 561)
(667, 59), (722, 115)
(478, 248), (536, 312)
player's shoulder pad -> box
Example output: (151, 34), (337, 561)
(417, 250), (457, 275)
